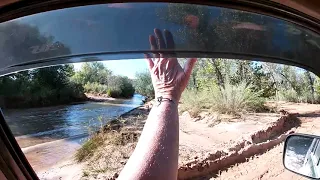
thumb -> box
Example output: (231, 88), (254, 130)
(183, 58), (197, 79)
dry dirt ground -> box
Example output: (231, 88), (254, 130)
(77, 101), (303, 180)
(214, 102), (320, 180)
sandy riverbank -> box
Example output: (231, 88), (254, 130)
(35, 103), (150, 180)
(16, 95), (145, 178)
(37, 101), (306, 180)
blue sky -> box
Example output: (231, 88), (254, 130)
(73, 59), (148, 79)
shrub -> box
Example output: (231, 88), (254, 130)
(276, 88), (320, 104)
(180, 81), (265, 116)
(83, 76), (135, 98)
(210, 82), (265, 114)
(118, 77), (135, 98)
(180, 90), (210, 117)
(84, 82), (108, 94)
(107, 88), (122, 98)
(276, 89), (299, 103)
(108, 76), (135, 98)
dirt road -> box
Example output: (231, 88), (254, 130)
(215, 103), (320, 180)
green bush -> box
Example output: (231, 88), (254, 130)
(84, 82), (108, 94)
(181, 81), (265, 116)
(180, 90), (210, 117)
(107, 88), (122, 98)
(108, 76), (135, 98)
(210, 82), (265, 114)
(276, 88), (319, 103)
(118, 77), (135, 98)
(276, 89), (299, 103)
(83, 76), (135, 98)
(59, 81), (85, 101)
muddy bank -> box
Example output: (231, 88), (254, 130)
(18, 98), (145, 177)
(85, 93), (118, 102)
(177, 112), (300, 179)
(78, 106), (300, 180)
(71, 104), (151, 179)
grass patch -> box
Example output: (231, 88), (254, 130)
(77, 130), (140, 178)
(76, 108), (149, 178)
(275, 88), (320, 104)
(210, 82), (265, 114)
(75, 134), (104, 162)
(75, 112), (147, 163)
(75, 130), (140, 163)
(180, 90), (209, 117)
(181, 81), (265, 117)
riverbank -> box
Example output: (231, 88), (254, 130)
(85, 93), (147, 104)
(85, 93), (119, 102)
(38, 101), (305, 180)
(7, 93), (144, 148)
(35, 101), (150, 179)
(5, 94), (144, 179)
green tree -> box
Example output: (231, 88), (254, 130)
(134, 71), (154, 98)
(72, 62), (112, 85)
(73, 62), (135, 98)
(0, 22), (86, 108)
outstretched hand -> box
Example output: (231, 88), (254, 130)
(145, 29), (197, 103)
(118, 29), (195, 180)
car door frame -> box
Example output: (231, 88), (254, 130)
(0, 109), (37, 180)
(0, 1), (319, 179)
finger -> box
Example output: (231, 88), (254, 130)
(149, 35), (158, 50)
(159, 58), (168, 75)
(151, 57), (161, 73)
(183, 58), (197, 79)
(144, 53), (154, 71)
(164, 29), (175, 50)
(154, 28), (166, 49)
(167, 58), (178, 69)
(149, 35), (160, 59)
(159, 58), (169, 82)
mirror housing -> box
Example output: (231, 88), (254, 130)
(283, 133), (320, 179)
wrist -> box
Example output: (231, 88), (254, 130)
(155, 93), (180, 104)
(155, 101), (178, 111)
(154, 96), (178, 107)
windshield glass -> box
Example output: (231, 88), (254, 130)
(0, 3), (319, 75)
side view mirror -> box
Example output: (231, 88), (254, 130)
(283, 133), (320, 179)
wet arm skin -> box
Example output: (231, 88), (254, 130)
(118, 29), (196, 180)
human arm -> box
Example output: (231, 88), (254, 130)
(118, 29), (197, 180)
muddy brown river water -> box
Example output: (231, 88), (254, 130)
(3, 94), (144, 147)
(1, 94), (144, 174)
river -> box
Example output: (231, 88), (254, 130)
(1, 94), (144, 173)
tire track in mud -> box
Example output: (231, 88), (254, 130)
(178, 112), (301, 180)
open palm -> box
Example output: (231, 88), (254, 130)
(145, 29), (197, 103)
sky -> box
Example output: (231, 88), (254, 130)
(73, 59), (148, 79)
